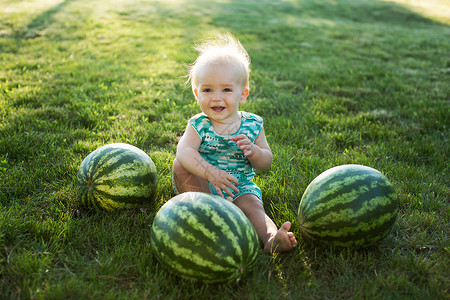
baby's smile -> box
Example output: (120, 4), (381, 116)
(212, 106), (225, 112)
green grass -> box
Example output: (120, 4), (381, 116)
(1, 0), (448, 298)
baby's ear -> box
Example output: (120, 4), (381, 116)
(193, 88), (199, 100)
(240, 88), (249, 104)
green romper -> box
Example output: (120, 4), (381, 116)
(176, 111), (264, 203)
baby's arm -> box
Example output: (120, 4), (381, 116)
(176, 125), (239, 198)
(232, 127), (273, 171)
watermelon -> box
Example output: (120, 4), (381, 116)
(151, 192), (259, 283)
(298, 164), (397, 247)
(76, 143), (157, 211)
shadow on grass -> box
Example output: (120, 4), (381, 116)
(19, 0), (78, 39)
(210, 0), (446, 30)
(297, 0), (443, 25)
(2, 0), (81, 53)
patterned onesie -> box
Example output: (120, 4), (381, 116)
(175, 111), (264, 203)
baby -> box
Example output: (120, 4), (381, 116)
(172, 33), (297, 253)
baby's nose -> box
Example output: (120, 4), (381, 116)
(212, 91), (223, 100)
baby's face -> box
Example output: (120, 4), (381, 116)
(194, 62), (248, 124)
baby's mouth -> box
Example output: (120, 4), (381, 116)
(211, 106), (225, 112)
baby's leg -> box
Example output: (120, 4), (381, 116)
(172, 158), (210, 193)
(234, 194), (297, 253)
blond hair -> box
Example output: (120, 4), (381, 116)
(188, 33), (251, 93)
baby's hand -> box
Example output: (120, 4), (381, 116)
(232, 134), (254, 157)
(207, 168), (239, 199)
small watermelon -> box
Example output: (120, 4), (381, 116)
(76, 143), (157, 211)
(151, 192), (259, 283)
(298, 164), (397, 247)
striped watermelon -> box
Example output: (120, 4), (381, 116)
(151, 192), (259, 283)
(76, 143), (157, 211)
(298, 164), (397, 247)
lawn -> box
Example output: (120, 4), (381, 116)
(0, 0), (449, 299)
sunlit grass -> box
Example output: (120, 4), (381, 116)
(382, 0), (450, 24)
(1, 0), (449, 299)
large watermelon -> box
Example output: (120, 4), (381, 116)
(151, 192), (259, 283)
(76, 143), (157, 211)
(298, 164), (397, 247)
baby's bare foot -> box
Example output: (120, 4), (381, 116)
(264, 221), (298, 253)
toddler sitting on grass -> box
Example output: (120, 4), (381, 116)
(172, 33), (297, 253)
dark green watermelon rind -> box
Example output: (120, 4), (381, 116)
(151, 192), (259, 283)
(76, 144), (157, 211)
(298, 165), (398, 247)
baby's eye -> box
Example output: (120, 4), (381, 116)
(203, 88), (212, 93)
(224, 88), (233, 92)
